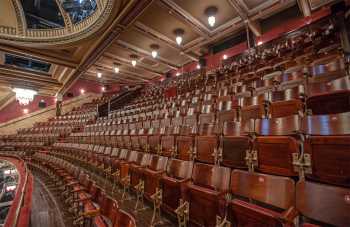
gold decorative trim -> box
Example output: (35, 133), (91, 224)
(10, 0), (26, 35)
(0, 0), (115, 46)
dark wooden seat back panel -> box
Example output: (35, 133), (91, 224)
(231, 170), (295, 210)
(196, 135), (218, 164)
(306, 91), (350, 115)
(305, 136), (350, 186)
(148, 155), (168, 171)
(228, 200), (283, 227)
(176, 136), (194, 161)
(192, 163), (230, 192)
(221, 136), (249, 169)
(161, 135), (175, 157)
(256, 136), (298, 176)
(296, 180), (350, 227)
(166, 159), (193, 180)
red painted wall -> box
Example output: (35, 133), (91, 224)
(168, 6), (332, 79)
(0, 95), (55, 123)
(256, 7), (331, 44)
(0, 79), (120, 124)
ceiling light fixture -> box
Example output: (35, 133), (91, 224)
(174, 28), (185, 45)
(132, 60), (137, 67)
(102, 87), (105, 92)
(150, 44), (160, 59)
(197, 64), (201, 69)
(223, 54), (228, 60)
(114, 63), (120, 73)
(205, 6), (218, 27)
(176, 72), (180, 76)
(23, 109), (29, 114)
(130, 54), (138, 67)
(97, 70), (102, 78)
(151, 51), (158, 58)
(257, 41), (263, 46)
(12, 88), (37, 106)
(80, 89), (85, 94)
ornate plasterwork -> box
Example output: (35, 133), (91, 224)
(0, 0), (116, 47)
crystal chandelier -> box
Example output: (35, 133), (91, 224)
(12, 88), (37, 106)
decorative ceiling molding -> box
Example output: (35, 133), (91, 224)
(60, 0), (156, 94)
(10, 0), (26, 35)
(0, 0), (116, 47)
(0, 44), (78, 68)
(54, 0), (73, 32)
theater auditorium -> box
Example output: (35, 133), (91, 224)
(0, 0), (349, 226)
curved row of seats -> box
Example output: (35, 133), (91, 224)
(49, 137), (350, 227)
(1, 17), (349, 227)
(30, 152), (136, 227)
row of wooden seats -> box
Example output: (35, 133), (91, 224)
(48, 143), (349, 227)
(64, 110), (350, 188)
(105, 72), (349, 130)
(30, 152), (136, 227)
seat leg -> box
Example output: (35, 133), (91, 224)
(216, 215), (232, 227)
(134, 179), (146, 213)
(175, 199), (189, 227)
(150, 188), (164, 226)
(120, 175), (131, 202)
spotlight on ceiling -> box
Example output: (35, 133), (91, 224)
(150, 44), (160, 58)
(113, 63), (120, 73)
(102, 86), (105, 92)
(205, 6), (218, 27)
(176, 72), (181, 76)
(80, 89), (85, 94)
(197, 64), (201, 69)
(97, 70), (102, 78)
(257, 41), (263, 46)
(130, 54), (138, 67)
(173, 28), (185, 45)
(223, 54), (228, 60)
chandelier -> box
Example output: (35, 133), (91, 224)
(12, 88), (37, 106)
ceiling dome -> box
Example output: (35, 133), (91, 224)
(0, 0), (116, 47)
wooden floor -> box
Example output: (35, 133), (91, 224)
(31, 178), (66, 227)
(30, 162), (178, 227)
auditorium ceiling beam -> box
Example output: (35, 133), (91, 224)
(157, 0), (211, 38)
(133, 22), (199, 61)
(115, 40), (179, 70)
(92, 63), (151, 83)
(297, 0), (312, 17)
(84, 70), (140, 84)
(227, 0), (262, 37)
(60, 0), (155, 94)
(103, 53), (164, 77)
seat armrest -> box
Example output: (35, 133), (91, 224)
(279, 206), (298, 225)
